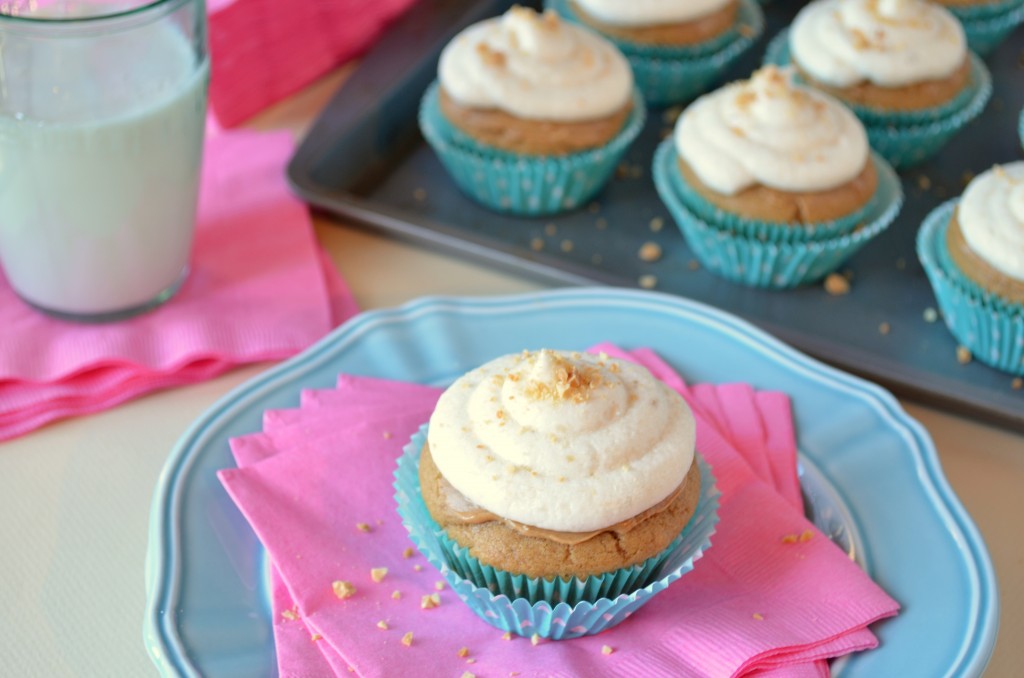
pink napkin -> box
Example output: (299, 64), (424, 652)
(219, 346), (899, 677)
(206, 0), (418, 126)
(0, 131), (358, 441)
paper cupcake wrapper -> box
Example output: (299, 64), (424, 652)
(546, 0), (740, 58)
(764, 30), (988, 130)
(394, 424), (720, 639)
(666, 151), (886, 243)
(419, 82), (645, 216)
(917, 200), (1024, 375)
(547, 0), (763, 106)
(945, 0), (1023, 21)
(958, 2), (1024, 56)
(1019, 105), (1024, 150)
(653, 139), (903, 288)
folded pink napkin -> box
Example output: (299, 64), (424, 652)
(0, 131), (358, 441)
(206, 0), (418, 126)
(219, 346), (899, 677)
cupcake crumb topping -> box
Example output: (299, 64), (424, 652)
(332, 581), (356, 599)
(523, 350), (604, 403)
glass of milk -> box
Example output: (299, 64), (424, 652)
(0, 0), (209, 321)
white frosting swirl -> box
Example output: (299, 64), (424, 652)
(427, 350), (696, 533)
(790, 0), (966, 89)
(674, 67), (869, 195)
(574, 0), (732, 26)
(958, 163), (1024, 282)
(438, 7), (633, 121)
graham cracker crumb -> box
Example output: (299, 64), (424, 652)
(753, 613), (765, 621)
(502, 631), (513, 641)
(738, 23), (755, 37)
(392, 590), (402, 600)
(412, 188), (427, 202)
(662, 105), (683, 124)
(601, 645), (615, 655)
(639, 274), (657, 289)
(356, 522), (371, 533)
(476, 43), (506, 68)
(560, 239), (574, 253)
(896, 257), (906, 270)
(435, 581), (446, 591)
(401, 631), (414, 647)
(461, 673), (476, 678)
(638, 241), (663, 262)
(403, 547), (415, 559)
(282, 607), (299, 621)
(414, 565), (423, 572)
(311, 633), (322, 642)
(466, 658), (476, 665)
(781, 534), (798, 544)
(531, 633), (541, 646)
(371, 567), (388, 583)
(879, 322), (891, 336)
(799, 529), (814, 542)
(457, 647), (470, 658)
(917, 175), (932, 191)
(544, 223), (557, 236)
(530, 237), (544, 251)
(923, 307), (938, 323)
(1011, 378), (1022, 390)
(377, 620), (389, 630)
(332, 581), (356, 599)
(649, 216), (664, 232)
(688, 259), (700, 271)
(382, 430), (392, 439)
(956, 345), (972, 364)
(421, 593), (441, 609)
(824, 273), (850, 296)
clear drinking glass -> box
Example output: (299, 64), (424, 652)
(0, 0), (209, 321)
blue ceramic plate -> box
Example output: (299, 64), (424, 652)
(144, 288), (997, 677)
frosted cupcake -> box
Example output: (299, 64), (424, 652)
(765, 0), (992, 169)
(419, 7), (645, 215)
(932, 0), (1024, 55)
(546, 0), (764, 105)
(652, 67), (902, 288)
(395, 349), (718, 638)
(918, 164), (1024, 374)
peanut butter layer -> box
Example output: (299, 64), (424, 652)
(569, 0), (738, 46)
(419, 443), (702, 580)
(796, 57), (970, 112)
(677, 155), (878, 224)
(440, 88), (631, 155)
(946, 209), (1024, 305)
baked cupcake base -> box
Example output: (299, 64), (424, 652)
(395, 424), (720, 638)
(764, 31), (993, 170)
(547, 0), (764, 106)
(419, 81), (645, 216)
(918, 200), (1024, 375)
(653, 139), (902, 288)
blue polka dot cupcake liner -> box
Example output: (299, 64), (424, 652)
(763, 32), (992, 170)
(956, 1), (1024, 56)
(419, 81), (645, 216)
(653, 139), (903, 289)
(665, 146), (887, 243)
(917, 200), (1024, 375)
(547, 0), (764, 106)
(394, 425), (720, 639)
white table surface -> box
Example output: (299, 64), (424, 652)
(2, 68), (1022, 677)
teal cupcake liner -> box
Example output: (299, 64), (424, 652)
(1019, 105), (1024, 149)
(763, 29), (978, 126)
(545, 0), (740, 58)
(548, 0), (763, 106)
(943, 0), (1023, 20)
(653, 139), (903, 288)
(763, 33), (992, 170)
(394, 424), (720, 639)
(917, 200), (1024, 375)
(958, 2), (1024, 56)
(667, 148), (886, 243)
(419, 81), (645, 216)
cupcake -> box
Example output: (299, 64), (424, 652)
(419, 7), (645, 216)
(652, 66), (902, 288)
(395, 349), (719, 638)
(546, 0), (764, 105)
(932, 0), (1024, 56)
(918, 164), (1024, 375)
(765, 0), (992, 169)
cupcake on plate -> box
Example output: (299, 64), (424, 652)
(932, 0), (1024, 56)
(394, 349), (719, 638)
(545, 0), (764, 105)
(419, 6), (645, 216)
(652, 66), (902, 288)
(918, 164), (1024, 375)
(764, 0), (992, 169)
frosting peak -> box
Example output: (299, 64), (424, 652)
(438, 7), (633, 121)
(427, 350), (696, 533)
(959, 163), (1024, 282)
(675, 67), (869, 195)
(573, 0), (732, 27)
(790, 0), (966, 88)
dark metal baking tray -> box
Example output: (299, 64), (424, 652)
(288, 0), (1024, 431)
